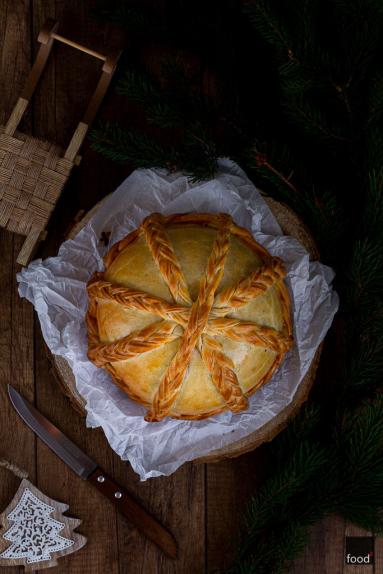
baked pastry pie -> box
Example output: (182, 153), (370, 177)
(86, 213), (293, 421)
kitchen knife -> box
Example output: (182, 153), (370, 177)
(8, 385), (177, 559)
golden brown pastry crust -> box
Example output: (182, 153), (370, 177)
(86, 212), (293, 421)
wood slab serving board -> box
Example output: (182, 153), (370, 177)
(48, 194), (322, 463)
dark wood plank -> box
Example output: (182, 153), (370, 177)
(34, 324), (120, 574)
(374, 534), (383, 573)
(0, 231), (20, 574)
(288, 515), (345, 574)
(206, 448), (268, 572)
(0, 0), (32, 127)
(0, 2), (35, 573)
(32, 0), (127, 257)
(32, 0), (100, 255)
(0, 236), (36, 574)
(11, 235), (36, 478)
(113, 458), (205, 574)
(87, 467), (178, 560)
(32, 1), (103, 145)
(30, 1), (121, 572)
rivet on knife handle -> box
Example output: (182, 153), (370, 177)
(88, 468), (177, 559)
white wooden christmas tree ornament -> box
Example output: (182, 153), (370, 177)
(0, 459), (86, 571)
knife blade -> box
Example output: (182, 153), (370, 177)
(8, 385), (177, 559)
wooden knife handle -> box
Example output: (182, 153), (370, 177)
(88, 467), (177, 559)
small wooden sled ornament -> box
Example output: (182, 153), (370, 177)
(0, 459), (86, 571)
(0, 18), (120, 265)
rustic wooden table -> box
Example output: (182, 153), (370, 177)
(0, 1), (379, 573)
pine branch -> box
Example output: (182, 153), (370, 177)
(331, 0), (383, 18)
(336, 398), (383, 531)
(346, 238), (383, 304)
(92, 2), (158, 33)
(340, 397), (383, 473)
(284, 95), (347, 141)
(243, 1), (295, 58)
(271, 404), (322, 463)
(245, 145), (346, 263)
(362, 169), (383, 238)
(160, 57), (192, 98)
(278, 60), (313, 95)
(368, 72), (383, 124)
(228, 397), (383, 573)
(178, 125), (218, 182)
(294, 188), (344, 255)
(146, 102), (186, 129)
(342, 340), (383, 395)
(117, 71), (160, 104)
(228, 523), (309, 574)
(367, 127), (383, 171)
(90, 122), (218, 182)
(238, 441), (329, 560)
(89, 123), (176, 168)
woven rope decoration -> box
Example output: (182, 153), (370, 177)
(86, 212), (294, 421)
(0, 19), (120, 265)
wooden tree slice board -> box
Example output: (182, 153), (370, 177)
(50, 194), (322, 463)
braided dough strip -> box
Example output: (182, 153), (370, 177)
(88, 273), (291, 352)
(86, 295), (100, 348)
(101, 215), (291, 343)
(145, 214), (232, 422)
(213, 257), (287, 313)
(87, 274), (189, 327)
(86, 212), (294, 420)
(142, 213), (192, 305)
(87, 275), (291, 353)
(88, 320), (181, 367)
(102, 213), (273, 271)
(103, 228), (142, 268)
(201, 335), (248, 412)
(278, 279), (293, 338)
(207, 318), (293, 354)
(156, 213), (272, 259)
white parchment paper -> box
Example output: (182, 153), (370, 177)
(17, 159), (339, 480)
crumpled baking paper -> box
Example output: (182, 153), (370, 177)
(17, 159), (339, 480)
